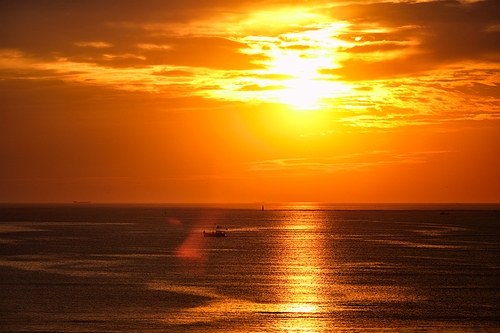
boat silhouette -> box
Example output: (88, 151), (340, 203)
(203, 224), (227, 237)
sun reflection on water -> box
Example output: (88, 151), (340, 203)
(273, 208), (329, 330)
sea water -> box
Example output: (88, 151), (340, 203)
(0, 203), (499, 332)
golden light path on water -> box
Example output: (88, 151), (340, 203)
(152, 206), (334, 330)
(157, 203), (425, 331)
(160, 206), (343, 331)
(270, 209), (329, 331)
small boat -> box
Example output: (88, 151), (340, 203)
(203, 224), (227, 237)
(440, 212), (449, 215)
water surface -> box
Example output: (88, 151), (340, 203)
(1, 204), (499, 332)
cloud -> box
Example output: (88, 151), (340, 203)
(227, 73), (296, 80)
(318, 56), (429, 81)
(248, 150), (453, 175)
(75, 37), (272, 70)
(278, 44), (312, 51)
(319, 0), (500, 80)
(0, 68), (89, 79)
(151, 69), (195, 77)
(74, 42), (113, 48)
(337, 42), (408, 54)
(0, 77), (230, 116)
(237, 84), (287, 91)
(352, 86), (374, 92)
(0, 2), (271, 70)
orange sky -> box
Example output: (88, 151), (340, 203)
(1, 0), (499, 203)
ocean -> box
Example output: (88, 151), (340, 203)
(1, 203), (499, 332)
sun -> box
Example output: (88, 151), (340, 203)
(277, 79), (324, 110)
(204, 23), (351, 109)
(241, 24), (350, 109)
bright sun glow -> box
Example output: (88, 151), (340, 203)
(213, 23), (352, 109)
(268, 50), (331, 109)
(277, 79), (324, 109)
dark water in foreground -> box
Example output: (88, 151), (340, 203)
(1, 204), (499, 332)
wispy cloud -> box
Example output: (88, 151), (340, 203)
(248, 150), (454, 175)
(318, 0), (500, 81)
(151, 69), (195, 77)
(237, 84), (287, 91)
(74, 42), (113, 48)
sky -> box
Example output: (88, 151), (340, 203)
(0, 0), (499, 203)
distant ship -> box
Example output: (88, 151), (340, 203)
(73, 201), (91, 204)
(203, 224), (227, 237)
